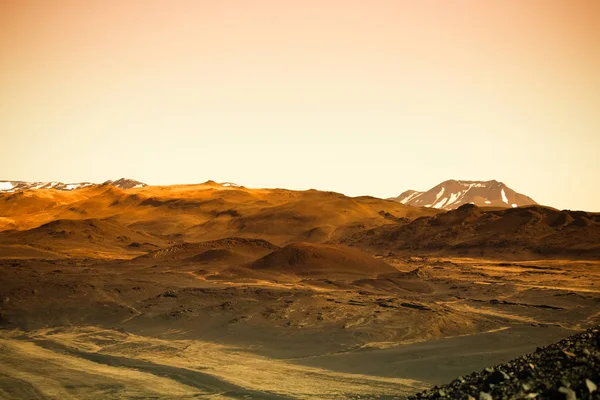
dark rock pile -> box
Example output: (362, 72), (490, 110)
(409, 325), (600, 399)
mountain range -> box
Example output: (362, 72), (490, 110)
(0, 178), (538, 212)
(0, 178), (597, 260)
(0, 178), (146, 192)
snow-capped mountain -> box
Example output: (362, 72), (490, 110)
(390, 180), (537, 210)
(0, 178), (147, 193)
(0, 181), (95, 192)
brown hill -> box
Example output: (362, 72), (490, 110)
(245, 242), (398, 277)
(341, 204), (600, 259)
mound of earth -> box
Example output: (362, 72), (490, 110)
(353, 268), (435, 294)
(186, 249), (251, 265)
(398, 267), (433, 280)
(294, 225), (337, 242)
(246, 242), (397, 277)
(410, 325), (600, 399)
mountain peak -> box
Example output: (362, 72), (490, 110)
(391, 179), (537, 210)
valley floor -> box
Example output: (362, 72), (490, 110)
(1, 256), (599, 399)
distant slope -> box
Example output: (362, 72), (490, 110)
(0, 218), (167, 259)
(390, 180), (537, 210)
(340, 204), (600, 259)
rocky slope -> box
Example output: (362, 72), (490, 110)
(409, 325), (600, 400)
(391, 180), (537, 210)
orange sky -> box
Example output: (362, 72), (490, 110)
(1, 0), (599, 210)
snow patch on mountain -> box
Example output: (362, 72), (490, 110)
(446, 192), (460, 207)
(221, 182), (241, 188)
(0, 182), (14, 191)
(501, 188), (508, 204)
(400, 191), (420, 204)
(65, 183), (94, 191)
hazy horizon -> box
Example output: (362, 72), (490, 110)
(1, 1), (599, 211)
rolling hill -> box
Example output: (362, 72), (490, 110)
(0, 181), (437, 259)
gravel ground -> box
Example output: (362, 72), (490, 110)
(409, 325), (600, 400)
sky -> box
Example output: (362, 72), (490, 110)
(1, 0), (599, 211)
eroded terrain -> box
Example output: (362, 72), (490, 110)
(1, 184), (598, 398)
